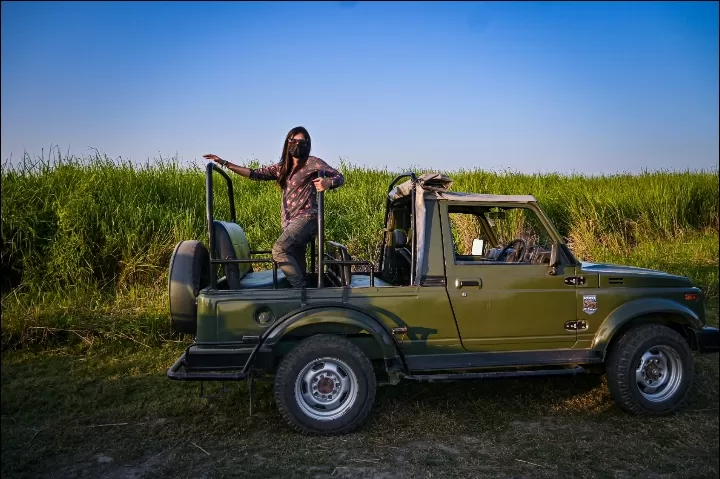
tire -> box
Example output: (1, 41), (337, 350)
(606, 323), (694, 416)
(274, 335), (377, 436)
(168, 240), (210, 335)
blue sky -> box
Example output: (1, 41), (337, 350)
(1, 1), (718, 174)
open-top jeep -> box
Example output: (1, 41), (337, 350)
(167, 163), (719, 435)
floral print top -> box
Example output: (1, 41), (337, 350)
(250, 156), (344, 229)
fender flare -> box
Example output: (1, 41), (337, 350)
(244, 303), (407, 373)
(591, 298), (702, 357)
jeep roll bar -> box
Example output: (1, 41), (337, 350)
(317, 170), (325, 287)
(206, 162), (237, 227)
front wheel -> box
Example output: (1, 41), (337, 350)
(274, 335), (377, 435)
(606, 324), (694, 415)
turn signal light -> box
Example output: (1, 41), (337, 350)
(684, 293), (699, 301)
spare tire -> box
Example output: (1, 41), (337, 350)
(168, 240), (210, 335)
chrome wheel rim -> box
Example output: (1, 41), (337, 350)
(635, 345), (683, 402)
(294, 357), (358, 421)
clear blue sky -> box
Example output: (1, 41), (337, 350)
(1, 1), (718, 174)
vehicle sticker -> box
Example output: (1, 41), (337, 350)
(583, 295), (598, 315)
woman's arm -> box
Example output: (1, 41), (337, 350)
(326, 166), (344, 189)
(203, 154), (279, 180)
(312, 159), (345, 191)
(248, 162), (281, 181)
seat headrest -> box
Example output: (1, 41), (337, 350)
(392, 229), (407, 248)
(213, 220), (251, 283)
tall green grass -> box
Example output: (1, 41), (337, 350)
(1, 152), (718, 348)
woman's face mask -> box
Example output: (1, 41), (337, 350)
(288, 139), (309, 158)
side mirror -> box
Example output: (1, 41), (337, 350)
(549, 243), (560, 275)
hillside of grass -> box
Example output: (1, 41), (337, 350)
(1, 154), (718, 349)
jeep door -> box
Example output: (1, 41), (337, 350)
(440, 202), (578, 351)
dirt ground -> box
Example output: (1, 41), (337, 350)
(2, 340), (718, 479)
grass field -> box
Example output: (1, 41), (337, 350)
(1, 153), (718, 348)
(1, 153), (719, 478)
(1, 311), (717, 479)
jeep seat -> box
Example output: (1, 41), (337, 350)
(380, 229), (413, 286)
(392, 229), (412, 267)
(213, 220), (288, 289)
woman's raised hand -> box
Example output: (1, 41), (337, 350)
(203, 154), (226, 166)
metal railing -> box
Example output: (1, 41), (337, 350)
(325, 241), (375, 287)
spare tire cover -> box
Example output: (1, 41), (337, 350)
(168, 240), (210, 335)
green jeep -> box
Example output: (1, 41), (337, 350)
(167, 164), (719, 435)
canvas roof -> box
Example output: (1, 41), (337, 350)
(387, 173), (536, 203)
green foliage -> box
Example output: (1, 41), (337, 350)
(1, 153), (718, 348)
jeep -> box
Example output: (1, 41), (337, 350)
(167, 164), (719, 435)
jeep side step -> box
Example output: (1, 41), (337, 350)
(167, 352), (250, 381)
(401, 365), (585, 382)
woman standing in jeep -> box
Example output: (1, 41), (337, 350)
(203, 126), (344, 288)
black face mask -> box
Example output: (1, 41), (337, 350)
(288, 143), (309, 159)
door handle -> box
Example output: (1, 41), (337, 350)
(455, 279), (482, 289)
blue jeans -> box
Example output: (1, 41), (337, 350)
(272, 215), (318, 288)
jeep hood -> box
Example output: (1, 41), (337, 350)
(580, 262), (669, 275)
(579, 262), (693, 288)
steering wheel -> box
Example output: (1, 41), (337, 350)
(497, 239), (526, 263)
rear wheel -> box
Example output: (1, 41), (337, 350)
(606, 324), (694, 415)
(274, 335), (377, 435)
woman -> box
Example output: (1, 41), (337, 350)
(203, 126), (344, 288)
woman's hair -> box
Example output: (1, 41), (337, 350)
(277, 126), (311, 189)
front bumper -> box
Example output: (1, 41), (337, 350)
(694, 327), (720, 354)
